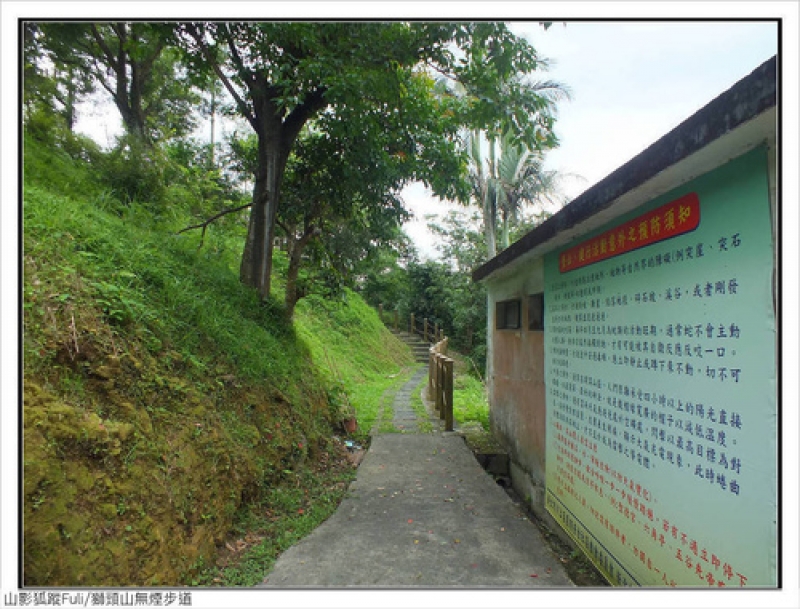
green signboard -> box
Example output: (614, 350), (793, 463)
(544, 147), (777, 587)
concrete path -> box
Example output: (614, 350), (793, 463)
(259, 367), (573, 588)
(386, 366), (434, 434)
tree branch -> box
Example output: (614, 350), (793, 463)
(138, 34), (167, 80)
(184, 23), (257, 130)
(275, 217), (291, 236)
(424, 60), (457, 83)
(223, 26), (253, 88)
(281, 86), (328, 150)
(177, 202), (252, 247)
(90, 24), (121, 75)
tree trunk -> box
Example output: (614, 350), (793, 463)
(239, 110), (287, 301)
(238, 82), (326, 302)
(500, 208), (510, 251)
(240, 175), (269, 294)
(484, 194), (497, 260)
(209, 89), (216, 167)
(484, 135), (499, 259)
(284, 224), (319, 321)
(64, 66), (77, 132)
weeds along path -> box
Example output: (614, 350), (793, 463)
(391, 366), (437, 434)
(371, 365), (438, 435)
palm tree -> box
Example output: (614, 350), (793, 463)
(465, 129), (568, 258)
(495, 131), (564, 250)
(465, 130), (498, 259)
(432, 42), (570, 260)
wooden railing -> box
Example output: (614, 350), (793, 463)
(377, 304), (444, 344)
(428, 337), (454, 432)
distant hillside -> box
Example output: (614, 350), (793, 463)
(21, 135), (413, 586)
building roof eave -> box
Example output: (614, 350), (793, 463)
(472, 55), (777, 285)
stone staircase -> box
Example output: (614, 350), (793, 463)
(390, 329), (431, 363)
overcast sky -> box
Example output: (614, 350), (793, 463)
(404, 20), (780, 258)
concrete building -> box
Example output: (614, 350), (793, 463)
(473, 56), (778, 586)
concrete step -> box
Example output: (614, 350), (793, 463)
(390, 330), (432, 363)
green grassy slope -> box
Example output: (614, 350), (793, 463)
(21, 136), (413, 586)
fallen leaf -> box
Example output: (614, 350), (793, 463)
(407, 519), (414, 524)
(530, 573), (538, 578)
(414, 540), (419, 544)
(297, 509), (305, 514)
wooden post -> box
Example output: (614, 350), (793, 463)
(443, 358), (454, 432)
(434, 323), (439, 343)
(378, 303), (384, 322)
(434, 354), (443, 415)
(424, 318), (429, 342)
(428, 348), (435, 400)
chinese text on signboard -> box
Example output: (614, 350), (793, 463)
(544, 149), (776, 587)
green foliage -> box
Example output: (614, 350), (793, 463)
(293, 291), (415, 433)
(271, 125), (415, 317)
(23, 23), (96, 133)
(360, 245), (487, 373)
(192, 463), (357, 586)
(21, 139), (411, 586)
(175, 21), (562, 298)
(453, 373), (490, 430)
(33, 22), (198, 144)
(23, 133), (104, 201)
(162, 138), (241, 221)
(94, 136), (169, 207)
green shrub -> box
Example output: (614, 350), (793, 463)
(453, 373), (490, 430)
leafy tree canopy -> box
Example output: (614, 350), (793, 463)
(31, 22), (199, 144)
(174, 21), (562, 299)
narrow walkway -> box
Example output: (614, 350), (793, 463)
(259, 366), (573, 588)
(387, 366), (434, 433)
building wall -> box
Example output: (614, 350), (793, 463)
(487, 142), (778, 585)
(486, 258), (551, 508)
